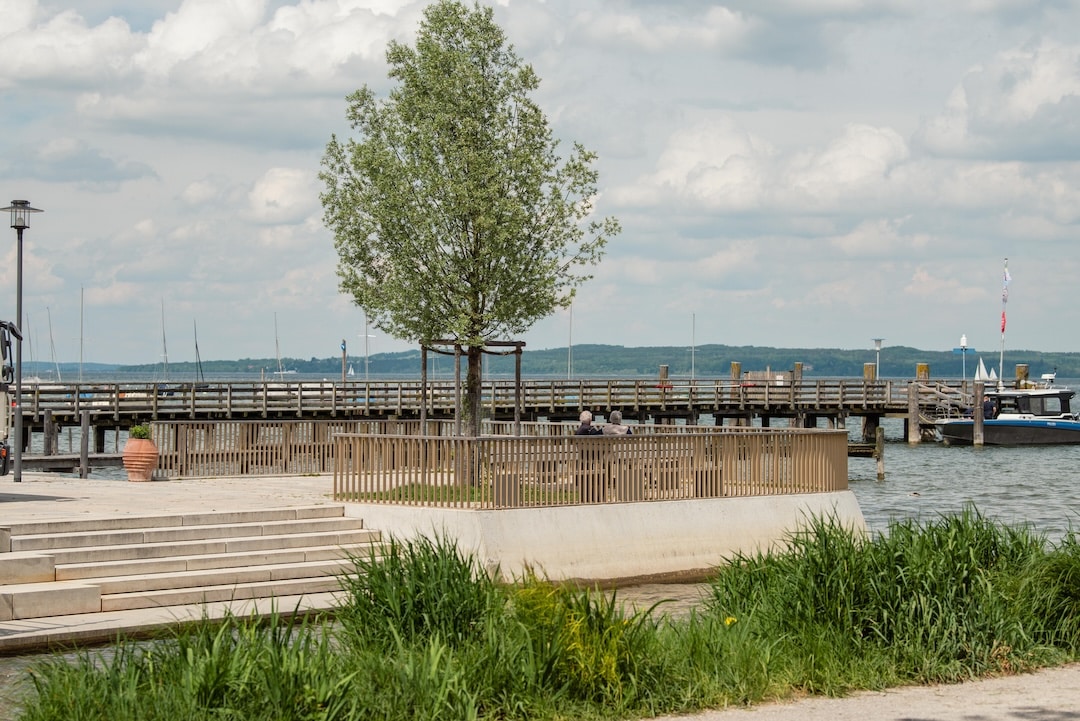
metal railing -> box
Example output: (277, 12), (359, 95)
(332, 426), (849, 509)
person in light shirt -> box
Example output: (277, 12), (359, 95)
(603, 410), (632, 435)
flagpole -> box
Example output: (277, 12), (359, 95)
(998, 258), (1009, 389)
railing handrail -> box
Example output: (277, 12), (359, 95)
(18, 377), (970, 422)
(332, 425), (849, 509)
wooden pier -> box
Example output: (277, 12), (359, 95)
(12, 377), (969, 444)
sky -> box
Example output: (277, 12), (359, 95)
(2, 0), (1080, 367)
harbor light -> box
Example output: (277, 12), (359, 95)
(960, 334), (968, 382)
(2, 200), (44, 483)
(872, 337), (885, 379)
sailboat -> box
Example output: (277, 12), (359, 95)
(273, 313), (296, 379)
(973, 358), (998, 383)
(937, 259), (1080, 445)
(193, 319), (205, 384)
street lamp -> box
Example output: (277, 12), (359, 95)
(2, 200), (44, 483)
(872, 337), (885, 379)
(960, 334), (968, 384)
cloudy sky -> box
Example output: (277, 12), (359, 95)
(2, 0), (1079, 368)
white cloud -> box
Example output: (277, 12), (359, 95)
(614, 115), (776, 210)
(4, 0), (1080, 362)
(246, 167), (319, 224)
(917, 39), (1080, 159)
(785, 124), (909, 207)
(574, 6), (753, 52)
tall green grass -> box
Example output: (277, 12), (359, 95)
(16, 510), (1080, 721)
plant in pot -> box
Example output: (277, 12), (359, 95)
(123, 423), (158, 482)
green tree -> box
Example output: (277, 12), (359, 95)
(321, 0), (619, 435)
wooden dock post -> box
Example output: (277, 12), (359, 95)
(79, 411), (90, 478)
(43, 409), (58, 455)
(907, 382), (921, 445)
(875, 425), (885, 480)
(974, 381), (985, 446)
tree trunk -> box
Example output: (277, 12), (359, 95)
(465, 345), (483, 437)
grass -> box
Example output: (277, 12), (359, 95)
(15, 508), (1080, 720)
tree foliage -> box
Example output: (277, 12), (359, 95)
(320, 1), (619, 432)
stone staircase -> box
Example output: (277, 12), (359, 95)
(0, 506), (381, 622)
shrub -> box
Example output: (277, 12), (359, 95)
(128, 424), (151, 440)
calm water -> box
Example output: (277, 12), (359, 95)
(848, 418), (1080, 541)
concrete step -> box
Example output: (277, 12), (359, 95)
(7, 505), (346, 537)
(0, 581), (100, 621)
(91, 558), (356, 595)
(12, 516), (366, 552)
(0, 551), (55, 585)
(1, 505), (377, 622)
(40, 528), (379, 565)
(55, 543), (376, 580)
(101, 575), (348, 612)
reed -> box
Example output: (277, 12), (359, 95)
(16, 510), (1080, 721)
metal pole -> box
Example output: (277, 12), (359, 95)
(13, 227), (23, 482)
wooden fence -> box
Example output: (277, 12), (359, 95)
(149, 419), (427, 479)
(139, 419), (848, 498)
(332, 427), (849, 509)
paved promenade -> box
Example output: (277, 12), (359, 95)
(0, 472), (344, 652)
(3, 473), (1080, 720)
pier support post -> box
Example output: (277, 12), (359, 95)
(907, 382), (921, 445)
(861, 415), (879, 443)
(79, 411), (90, 478)
(43, 410), (58, 456)
(974, 381), (986, 446)
(875, 425), (885, 480)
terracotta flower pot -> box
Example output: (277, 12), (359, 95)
(123, 438), (158, 482)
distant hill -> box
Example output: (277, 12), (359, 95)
(26, 344), (1080, 379)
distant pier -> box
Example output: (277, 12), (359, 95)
(13, 376), (967, 446)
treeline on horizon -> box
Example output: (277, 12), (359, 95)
(26, 343), (1080, 379)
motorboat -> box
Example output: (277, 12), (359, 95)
(937, 375), (1080, 445)
(937, 258), (1080, 445)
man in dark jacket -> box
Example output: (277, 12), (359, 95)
(576, 410), (602, 435)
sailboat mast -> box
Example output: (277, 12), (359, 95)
(998, 258), (1009, 389)
(79, 287), (84, 382)
(275, 313), (284, 378)
(193, 319), (205, 383)
(160, 299), (169, 382)
(47, 306), (61, 382)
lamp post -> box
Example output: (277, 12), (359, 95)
(3, 200), (44, 483)
(340, 339), (347, 385)
(960, 334), (968, 384)
(872, 337), (884, 379)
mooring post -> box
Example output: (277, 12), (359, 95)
(875, 425), (885, 480)
(907, 382), (921, 445)
(79, 410), (90, 478)
(43, 409), (58, 455)
(974, 381), (985, 446)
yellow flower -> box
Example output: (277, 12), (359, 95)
(724, 616), (737, 626)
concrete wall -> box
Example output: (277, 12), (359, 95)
(344, 491), (866, 584)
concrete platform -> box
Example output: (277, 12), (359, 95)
(0, 472), (343, 652)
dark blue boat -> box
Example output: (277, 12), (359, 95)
(937, 382), (1080, 445)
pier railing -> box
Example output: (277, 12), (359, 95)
(19, 378), (969, 424)
(331, 427), (849, 509)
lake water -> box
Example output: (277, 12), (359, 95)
(848, 418), (1080, 541)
